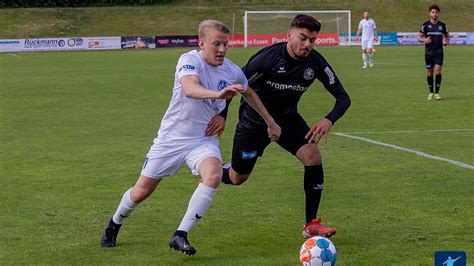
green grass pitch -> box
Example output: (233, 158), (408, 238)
(1, 46), (473, 265)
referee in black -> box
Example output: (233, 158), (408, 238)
(418, 4), (449, 100)
(218, 14), (351, 237)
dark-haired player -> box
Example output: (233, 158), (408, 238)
(418, 4), (449, 100)
(218, 14), (351, 237)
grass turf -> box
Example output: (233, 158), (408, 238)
(1, 46), (473, 264)
(1, 0), (474, 38)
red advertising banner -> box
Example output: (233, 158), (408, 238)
(229, 33), (339, 47)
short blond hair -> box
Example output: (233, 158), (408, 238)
(198, 20), (230, 40)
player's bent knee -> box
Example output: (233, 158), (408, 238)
(229, 170), (250, 185)
(297, 144), (322, 166)
(131, 175), (161, 203)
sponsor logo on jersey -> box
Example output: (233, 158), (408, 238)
(304, 68), (314, 80)
(217, 80), (228, 90)
(324, 67), (335, 85)
(277, 66), (286, 74)
(179, 64), (195, 72)
(265, 81), (308, 92)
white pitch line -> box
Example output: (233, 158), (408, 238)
(8, 53), (20, 57)
(334, 132), (474, 171)
(336, 128), (474, 135)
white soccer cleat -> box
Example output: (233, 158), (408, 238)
(369, 62), (374, 67)
(362, 64), (368, 69)
(427, 93), (434, 100)
(434, 93), (443, 100)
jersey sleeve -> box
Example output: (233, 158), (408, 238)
(358, 20), (362, 30)
(315, 55), (351, 124)
(419, 23), (425, 34)
(443, 23), (448, 34)
(242, 48), (270, 85)
(373, 20), (377, 29)
(176, 52), (200, 80)
(238, 68), (249, 92)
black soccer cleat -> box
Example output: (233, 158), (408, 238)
(100, 218), (122, 248)
(169, 231), (196, 256)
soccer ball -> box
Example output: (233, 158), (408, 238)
(299, 236), (337, 265)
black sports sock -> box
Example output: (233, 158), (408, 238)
(427, 75), (434, 93)
(221, 166), (233, 184)
(174, 230), (187, 237)
(435, 74), (442, 93)
(304, 165), (324, 224)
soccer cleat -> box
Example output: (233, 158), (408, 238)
(362, 64), (368, 69)
(434, 93), (443, 100)
(427, 93), (434, 100)
(302, 218), (337, 238)
(369, 62), (374, 67)
(169, 231), (197, 256)
(100, 218), (122, 248)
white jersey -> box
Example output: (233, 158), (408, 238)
(358, 18), (377, 41)
(156, 50), (248, 143)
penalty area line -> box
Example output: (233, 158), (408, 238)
(336, 128), (474, 135)
(333, 132), (474, 171)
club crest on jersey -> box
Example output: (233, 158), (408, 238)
(303, 68), (314, 80)
(438, 25), (443, 31)
(217, 80), (228, 90)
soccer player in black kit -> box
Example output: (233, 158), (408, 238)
(218, 14), (351, 237)
(418, 4), (449, 100)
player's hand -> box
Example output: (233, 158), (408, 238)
(217, 84), (245, 99)
(267, 121), (281, 142)
(206, 115), (225, 136)
(355, 36), (360, 42)
(424, 37), (432, 44)
(374, 36), (379, 42)
(305, 118), (333, 145)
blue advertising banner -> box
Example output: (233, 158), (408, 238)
(379, 32), (397, 45)
(467, 32), (474, 45)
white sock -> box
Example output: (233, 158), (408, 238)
(362, 53), (367, 66)
(177, 183), (217, 233)
(369, 53), (374, 64)
(112, 188), (138, 224)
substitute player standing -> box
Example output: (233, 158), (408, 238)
(418, 4), (449, 100)
(100, 20), (281, 255)
(356, 11), (378, 68)
(220, 15), (351, 238)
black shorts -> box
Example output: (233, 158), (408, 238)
(231, 112), (310, 174)
(425, 53), (443, 69)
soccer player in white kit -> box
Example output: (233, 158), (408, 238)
(356, 11), (378, 68)
(100, 20), (281, 256)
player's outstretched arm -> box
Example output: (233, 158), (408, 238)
(241, 87), (281, 141)
(181, 75), (244, 99)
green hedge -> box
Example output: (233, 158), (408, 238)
(0, 0), (175, 8)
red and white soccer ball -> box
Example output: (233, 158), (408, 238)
(299, 236), (337, 265)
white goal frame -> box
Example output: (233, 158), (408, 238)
(243, 10), (352, 47)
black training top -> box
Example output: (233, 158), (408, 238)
(419, 20), (448, 55)
(236, 42), (351, 129)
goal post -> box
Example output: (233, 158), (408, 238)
(243, 10), (351, 47)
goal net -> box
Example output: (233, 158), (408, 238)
(243, 10), (351, 47)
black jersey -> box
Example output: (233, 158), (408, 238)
(420, 20), (448, 55)
(238, 42), (351, 128)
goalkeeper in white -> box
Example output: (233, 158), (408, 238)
(356, 11), (378, 68)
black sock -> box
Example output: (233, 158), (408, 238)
(174, 230), (187, 237)
(304, 165), (324, 224)
(435, 74), (442, 93)
(427, 75), (434, 93)
(221, 166), (233, 184)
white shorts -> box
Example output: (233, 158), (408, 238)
(140, 137), (221, 179)
(361, 39), (374, 49)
